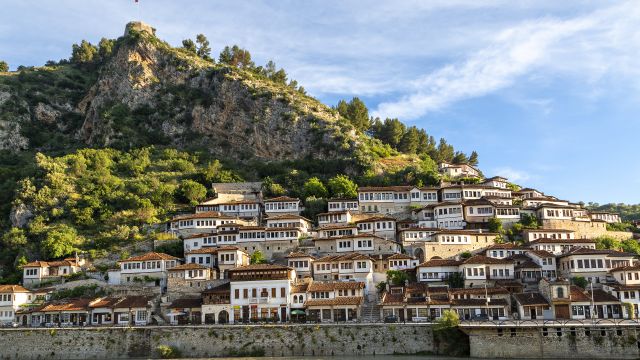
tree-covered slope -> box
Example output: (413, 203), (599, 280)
(0, 22), (477, 282)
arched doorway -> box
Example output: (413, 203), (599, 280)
(414, 248), (425, 263)
(218, 310), (229, 324)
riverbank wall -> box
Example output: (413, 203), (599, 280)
(0, 324), (437, 359)
(465, 325), (640, 359)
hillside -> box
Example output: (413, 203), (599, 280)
(0, 22), (474, 283)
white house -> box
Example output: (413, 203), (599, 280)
(264, 196), (302, 216)
(304, 281), (365, 322)
(229, 264), (297, 322)
(557, 248), (636, 285)
(522, 229), (576, 242)
(354, 216), (397, 239)
(119, 252), (180, 288)
(527, 238), (596, 255)
(416, 259), (462, 283)
(0, 285), (32, 324)
(590, 211), (621, 224)
(460, 255), (515, 287)
(327, 199), (359, 213)
(317, 211), (352, 226)
(312, 253), (374, 291)
(438, 162), (481, 178)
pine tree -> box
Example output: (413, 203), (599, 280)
(468, 151), (479, 166)
(0, 61), (8, 72)
(195, 34), (211, 60)
(182, 39), (197, 54)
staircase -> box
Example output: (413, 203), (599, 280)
(361, 295), (381, 323)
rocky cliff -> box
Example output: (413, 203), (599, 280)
(0, 22), (367, 164)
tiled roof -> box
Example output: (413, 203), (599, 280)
(230, 263), (292, 271)
(169, 297), (203, 309)
(264, 196), (300, 202)
(0, 285), (30, 293)
(113, 296), (152, 309)
(183, 233), (214, 240)
(526, 249), (555, 258)
(610, 265), (640, 272)
(202, 282), (230, 294)
(515, 260), (541, 269)
(185, 247), (219, 255)
(120, 252), (179, 262)
(89, 297), (122, 308)
(528, 238), (595, 244)
(587, 289), (620, 303)
(387, 253), (415, 260)
(22, 260), (49, 268)
(290, 283), (309, 293)
(168, 263), (209, 271)
(286, 252), (316, 259)
(558, 248), (637, 258)
(307, 281), (365, 292)
(36, 298), (92, 312)
(417, 259), (462, 267)
(304, 296), (363, 307)
(463, 255), (514, 265)
(172, 211), (236, 220)
(449, 287), (510, 296)
(451, 298), (508, 307)
(315, 253), (372, 262)
(513, 292), (549, 306)
(266, 214), (312, 222)
(569, 286), (591, 302)
(354, 216), (396, 223)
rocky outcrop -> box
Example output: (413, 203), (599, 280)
(34, 102), (61, 124)
(75, 26), (358, 162)
(0, 119), (28, 151)
(9, 203), (33, 228)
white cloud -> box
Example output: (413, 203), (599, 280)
(372, 1), (640, 120)
(491, 167), (531, 183)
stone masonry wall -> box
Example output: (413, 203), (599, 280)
(0, 324), (435, 360)
(468, 326), (640, 359)
(542, 219), (632, 240)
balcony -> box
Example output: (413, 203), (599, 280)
(249, 297), (270, 304)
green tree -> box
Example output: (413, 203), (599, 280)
(572, 276), (588, 289)
(520, 213), (539, 228)
(595, 235), (620, 250)
(460, 251), (472, 259)
(468, 151), (479, 166)
(41, 224), (79, 259)
(436, 138), (455, 163)
(182, 39), (197, 54)
(97, 38), (115, 60)
(435, 310), (460, 330)
(451, 151), (469, 165)
(386, 270), (409, 286)
(447, 272), (464, 288)
(1, 227), (27, 250)
(327, 175), (358, 198)
(195, 34), (211, 60)
(399, 127), (420, 154)
(250, 250), (267, 264)
(179, 180), (207, 205)
(621, 239), (640, 254)
(271, 69), (287, 84)
(303, 177), (328, 198)
(219, 45), (254, 68)
(0, 61), (8, 72)
(262, 177), (286, 197)
(336, 97), (370, 132)
(71, 40), (97, 63)
(488, 217), (503, 234)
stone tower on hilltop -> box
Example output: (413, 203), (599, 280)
(124, 21), (156, 36)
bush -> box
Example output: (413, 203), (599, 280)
(178, 179), (207, 205)
(157, 345), (182, 359)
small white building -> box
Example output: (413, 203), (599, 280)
(119, 252), (180, 288)
(264, 196), (302, 216)
(0, 285), (32, 324)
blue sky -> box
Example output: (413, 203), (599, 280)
(1, 1), (638, 204)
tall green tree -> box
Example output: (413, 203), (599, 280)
(468, 151), (479, 166)
(399, 127), (420, 154)
(250, 250), (267, 264)
(195, 34), (211, 60)
(451, 151), (469, 165)
(71, 40), (97, 64)
(436, 138), (455, 163)
(303, 177), (328, 198)
(179, 180), (207, 205)
(182, 39), (197, 54)
(41, 224), (80, 259)
(0, 61), (9, 72)
(336, 97), (370, 132)
(97, 38), (116, 60)
(327, 175), (358, 198)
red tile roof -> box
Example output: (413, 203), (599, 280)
(120, 252), (179, 262)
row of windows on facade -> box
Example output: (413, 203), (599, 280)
(233, 287), (286, 299)
(315, 261), (369, 271)
(169, 269), (206, 278)
(531, 233), (571, 239)
(337, 240), (373, 249)
(122, 261), (175, 270)
(288, 260), (309, 268)
(438, 220), (465, 228)
(357, 221), (394, 230)
(328, 202), (358, 209)
(545, 209), (573, 217)
(562, 258), (630, 270)
(359, 192), (438, 201)
(265, 202), (298, 210)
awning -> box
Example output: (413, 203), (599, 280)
(291, 310), (305, 315)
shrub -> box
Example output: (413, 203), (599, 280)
(157, 345), (181, 359)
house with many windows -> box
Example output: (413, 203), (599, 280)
(118, 252), (180, 289)
(0, 285), (32, 325)
(304, 281), (365, 322)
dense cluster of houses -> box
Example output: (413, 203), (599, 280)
(4, 163), (637, 327)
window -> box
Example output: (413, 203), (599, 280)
(136, 310), (148, 322)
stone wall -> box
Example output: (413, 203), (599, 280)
(0, 324), (435, 359)
(542, 219), (632, 240)
(467, 326), (640, 359)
